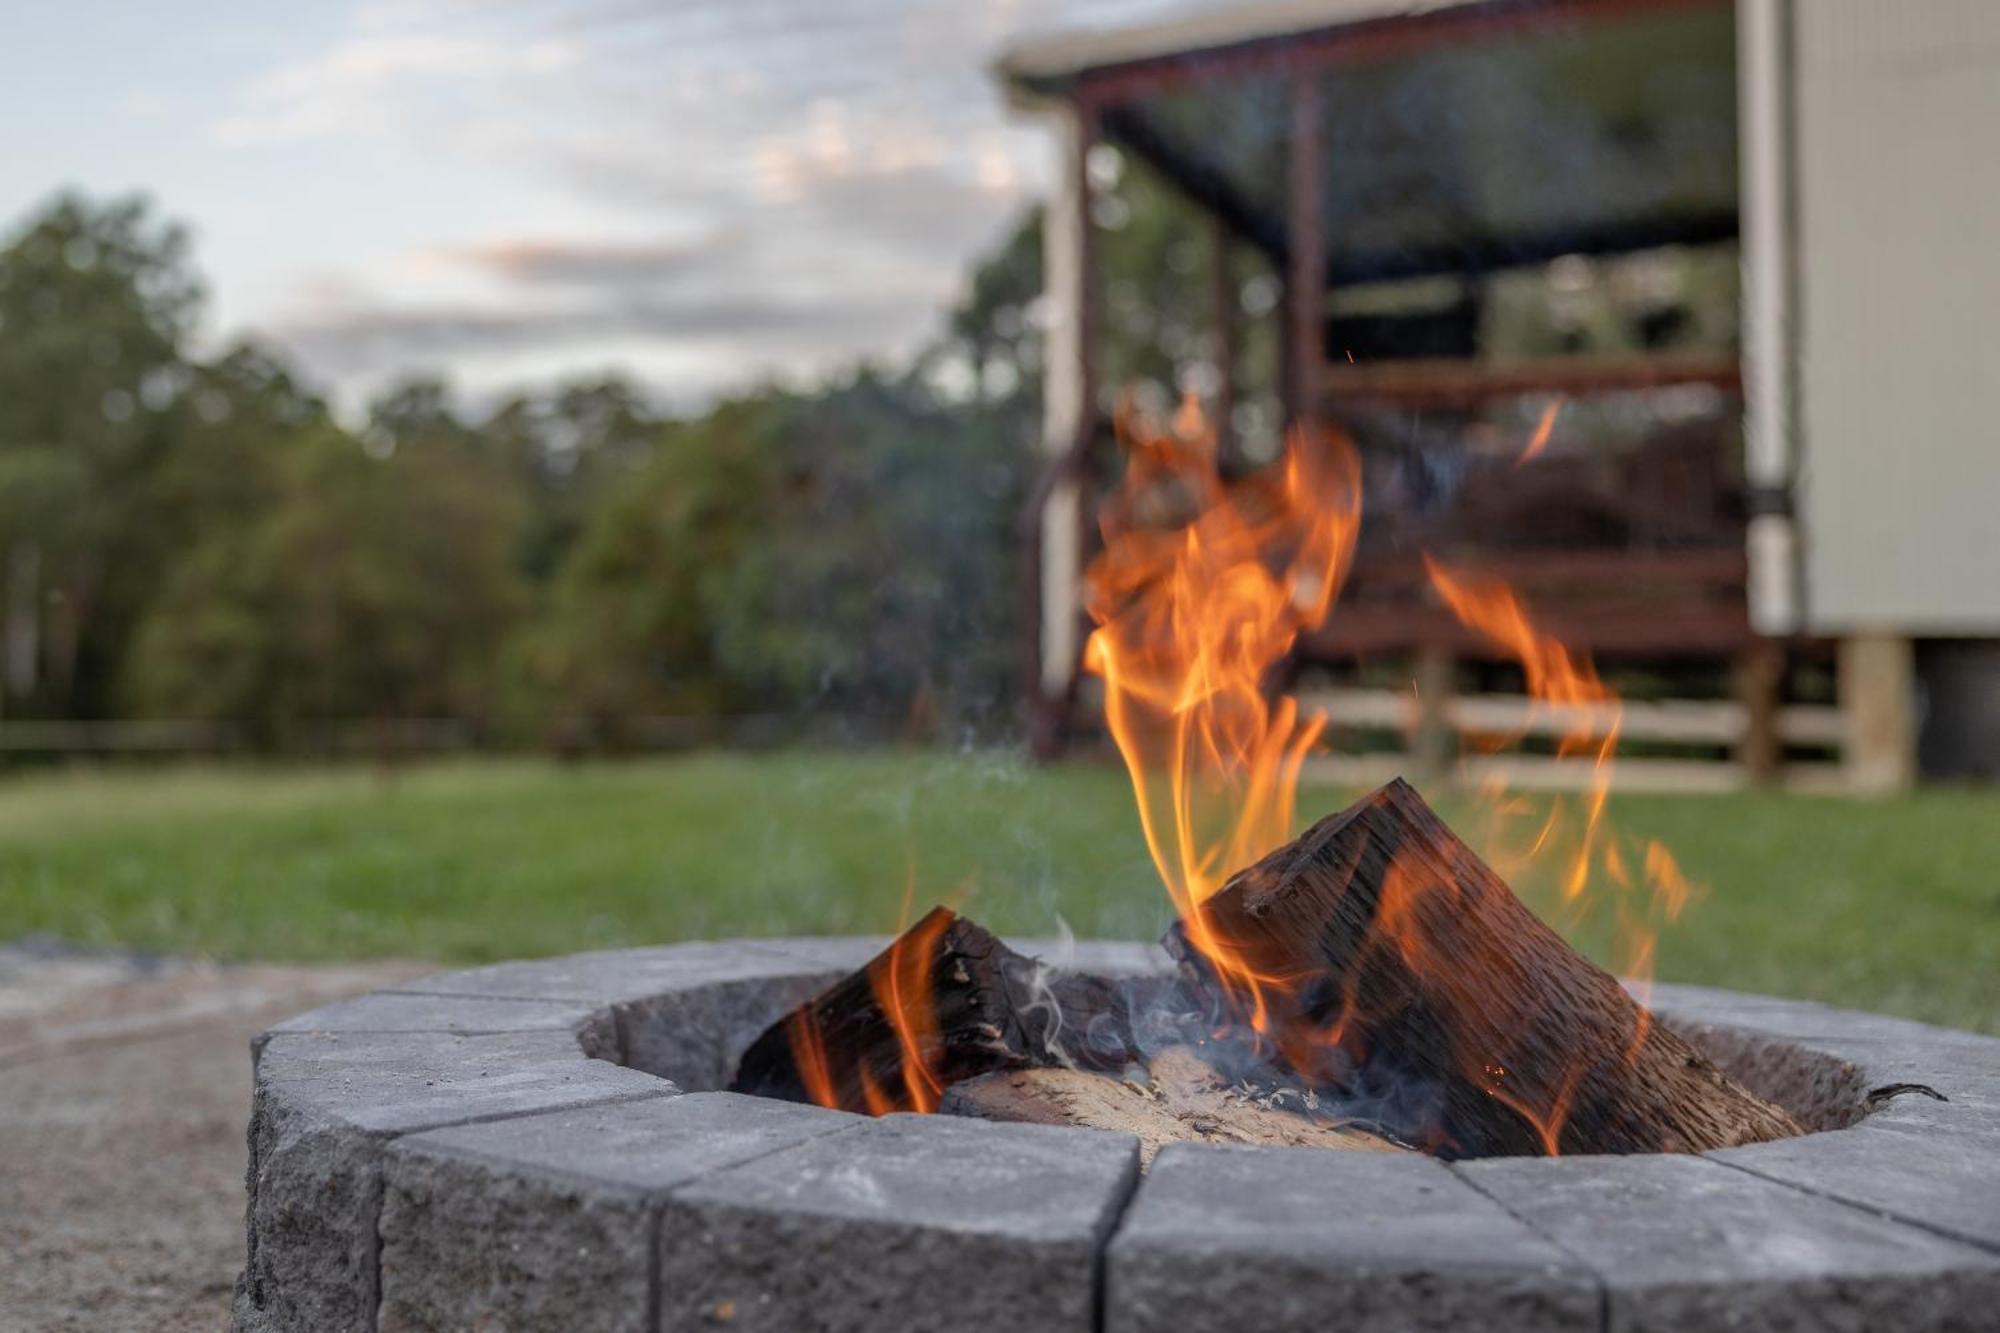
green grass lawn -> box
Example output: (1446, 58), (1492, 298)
(2, 751), (1995, 1032)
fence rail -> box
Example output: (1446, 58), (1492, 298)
(1295, 689), (1844, 748)
(0, 716), (792, 758)
(1293, 686), (1849, 794)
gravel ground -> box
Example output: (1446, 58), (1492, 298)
(0, 942), (424, 1332)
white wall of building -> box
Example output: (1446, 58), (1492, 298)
(1790, 0), (2000, 633)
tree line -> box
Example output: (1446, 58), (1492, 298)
(0, 157), (1250, 751)
(0, 193), (1051, 749)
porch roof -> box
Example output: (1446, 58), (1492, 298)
(998, 0), (1739, 284)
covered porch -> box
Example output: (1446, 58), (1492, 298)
(1000, 0), (1840, 789)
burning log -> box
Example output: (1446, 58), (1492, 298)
(730, 907), (1140, 1114)
(940, 1046), (1405, 1166)
(1168, 778), (1803, 1157)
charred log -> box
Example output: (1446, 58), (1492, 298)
(731, 907), (1142, 1113)
(1167, 778), (1803, 1157)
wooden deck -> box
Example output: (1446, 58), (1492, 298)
(1302, 549), (1756, 660)
(1317, 352), (1742, 411)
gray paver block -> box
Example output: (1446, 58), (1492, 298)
(393, 941), (887, 1091)
(1648, 984), (2000, 1081)
(751, 934), (1169, 977)
(260, 992), (614, 1061)
(656, 1112), (1140, 1332)
(1642, 981), (1843, 1025)
(233, 1030), (670, 1332)
(1460, 1151), (2000, 1333)
(394, 940), (807, 1003)
(233, 1085), (387, 1333)
(1106, 1143), (1598, 1333)
(1790, 1031), (2000, 1089)
(379, 1094), (857, 1333)
(1864, 1074), (2000, 1134)
(1730, 1029), (1997, 1099)
(618, 970), (842, 1091)
(1759, 1019), (2000, 1064)
(738, 935), (893, 969)
(1659, 1018), (1869, 1130)
(253, 1029), (664, 1135)
(1714, 1118), (2000, 1250)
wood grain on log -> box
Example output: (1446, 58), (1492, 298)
(1167, 779), (1803, 1157)
(941, 1047), (1404, 1166)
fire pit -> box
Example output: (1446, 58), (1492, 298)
(235, 935), (2000, 1332)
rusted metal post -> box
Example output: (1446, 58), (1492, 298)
(1286, 72), (1326, 430)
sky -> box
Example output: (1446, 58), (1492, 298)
(0, 0), (1218, 412)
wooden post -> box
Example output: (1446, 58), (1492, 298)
(1208, 213), (1236, 452)
(1031, 99), (1100, 754)
(1410, 645), (1457, 779)
(1738, 0), (1802, 638)
(1285, 73), (1325, 430)
(1839, 634), (1917, 794)
(1734, 640), (1784, 785)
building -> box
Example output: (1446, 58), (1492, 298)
(999, 0), (2000, 790)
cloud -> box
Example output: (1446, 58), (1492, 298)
(210, 0), (1196, 403)
(280, 289), (926, 358)
(214, 31), (582, 146)
(266, 281), (941, 400)
(529, 95), (1036, 305)
(428, 233), (738, 289)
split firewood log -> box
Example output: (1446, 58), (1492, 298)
(940, 1046), (1405, 1166)
(1166, 778), (1804, 1157)
(730, 908), (1142, 1112)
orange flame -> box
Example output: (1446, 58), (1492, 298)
(784, 383), (1697, 1152)
(1423, 554), (1699, 1077)
(1514, 397), (1565, 467)
(786, 893), (954, 1116)
(867, 902), (949, 1113)
(1079, 389), (1697, 1156)
(1082, 394), (1362, 1024)
(1425, 556), (1617, 906)
(785, 1008), (839, 1110)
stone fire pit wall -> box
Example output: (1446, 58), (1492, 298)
(233, 939), (2000, 1333)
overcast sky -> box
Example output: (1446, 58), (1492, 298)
(0, 0), (1231, 411)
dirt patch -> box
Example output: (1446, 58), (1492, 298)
(0, 946), (426, 1332)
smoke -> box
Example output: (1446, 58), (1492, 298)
(1009, 943), (1447, 1154)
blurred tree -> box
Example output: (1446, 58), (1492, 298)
(114, 340), (331, 722)
(707, 371), (1025, 729)
(482, 376), (664, 583)
(128, 411), (526, 744)
(0, 192), (202, 718)
(1, 176), (1263, 747)
(940, 207), (1045, 411)
(1096, 152), (1213, 397)
(145, 340), (329, 551)
(513, 396), (766, 736)
(938, 155), (1282, 455)
(524, 371), (1026, 743)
